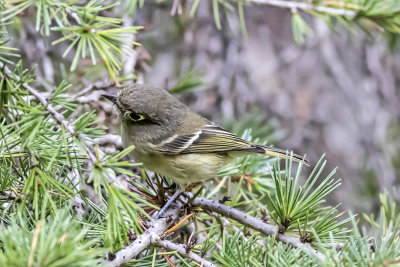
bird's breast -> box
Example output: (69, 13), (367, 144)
(138, 153), (233, 186)
(121, 124), (233, 185)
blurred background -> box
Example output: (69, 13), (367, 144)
(7, 0), (400, 216)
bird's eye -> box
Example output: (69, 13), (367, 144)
(129, 112), (145, 121)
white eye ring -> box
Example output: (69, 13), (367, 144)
(128, 112), (145, 121)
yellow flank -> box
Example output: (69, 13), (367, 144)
(135, 152), (234, 186)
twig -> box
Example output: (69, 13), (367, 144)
(106, 206), (181, 267)
(192, 197), (326, 261)
(94, 134), (123, 148)
(249, 0), (356, 16)
(153, 239), (216, 267)
(65, 8), (82, 25)
(73, 80), (115, 99)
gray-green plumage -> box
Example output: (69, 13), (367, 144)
(105, 84), (307, 187)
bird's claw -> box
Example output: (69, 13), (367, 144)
(152, 211), (167, 220)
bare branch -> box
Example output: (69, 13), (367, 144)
(73, 80), (115, 99)
(192, 197), (326, 261)
(107, 192), (329, 266)
(106, 201), (215, 267)
(106, 205), (181, 267)
(65, 8), (82, 25)
(94, 134), (123, 148)
(249, 0), (356, 16)
(153, 239), (216, 267)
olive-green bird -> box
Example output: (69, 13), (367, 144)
(104, 84), (307, 218)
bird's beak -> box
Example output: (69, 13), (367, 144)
(102, 94), (118, 104)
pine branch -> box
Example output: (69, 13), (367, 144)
(2, 64), (96, 162)
(105, 205), (181, 267)
(248, 0), (356, 16)
(153, 239), (216, 267)
(24, 83), (97, 162)
(192, 197), (326, 261)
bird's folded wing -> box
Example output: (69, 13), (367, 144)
(153, 125), (256, 154)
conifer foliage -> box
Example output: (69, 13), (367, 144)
(1, 1), (400, 266)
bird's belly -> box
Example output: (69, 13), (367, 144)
(138, 153), (232, 185)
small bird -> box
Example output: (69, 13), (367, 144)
(104, 84), (307, 218)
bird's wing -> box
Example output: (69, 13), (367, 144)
(152, 124), (308, 164)
(153, 124), (257, 154)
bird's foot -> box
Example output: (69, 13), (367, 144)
(152, 190), (181, 220)
(152, 211), (167, 220)
(167, 183), (177, 191)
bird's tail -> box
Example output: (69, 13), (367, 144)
(258, 145), (309, 165)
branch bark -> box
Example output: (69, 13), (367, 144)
(94, 134), (123, 148)
(108, 194), (327, 266)
(106, 205), (181, 267)
(153, 239), (216, 267)
(192, 197), (326, 261)
(106, 202), (215, 267)
(73, 80), (115, 99)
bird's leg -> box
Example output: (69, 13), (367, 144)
(152, 190), (181, 220)
(153, 182), (202, 220)
(167, 182), (177, 190)
(184, 182), (202, 192)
